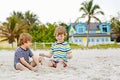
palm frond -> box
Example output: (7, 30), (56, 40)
(75, 17), (81, 23)
(91, 5), (100, 14)
(0, 38), (8, 42)
(12, 11), (24, 19)
(9, 16), (17, 31)
(80, 1), (88, 13)
(0, 32), (9, 36)
(92, 16), (101, 23)
(0, 29), (8, 33)
(88, 0), (93, 12)
(94, 11), (104, 15)
(81, 13), (87, 18)
(80, 7), (88, 14)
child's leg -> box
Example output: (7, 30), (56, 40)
(16, 63), (27, 71)
(39, 56), (47, 65)
(62, 61), (67, 67)
(49, 61), (67, 68)
(57, 61), (67, 68)
(30, 61), (36, 67)
(30, 56), (46, 67)
(48, 60), (55, 67)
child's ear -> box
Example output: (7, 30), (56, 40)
(64, 33), (67, 37)
(65, 33), (67, 36)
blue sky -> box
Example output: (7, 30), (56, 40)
(0, 0), (120, 24)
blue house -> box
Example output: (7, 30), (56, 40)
(68, 22), (111, 46)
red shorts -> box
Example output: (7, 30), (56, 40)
(50, 60), (67, 68)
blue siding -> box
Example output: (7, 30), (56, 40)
(68, 22), (111, 45)
(68, 23), (73, 32)
(74, 22), (87, 34)
(75, 38), (83, 43)
(68, 22), (111, 34)
(89, 30), (96, 33)
(99, 22), (111, 33)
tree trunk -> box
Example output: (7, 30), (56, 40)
(86, 16), (91, 47)
(17, 37), (19, 46)
(12, 42), (13, 48)
(86, 24), (90, 47)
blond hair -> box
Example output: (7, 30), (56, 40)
(54, 26), (67, 36)
(18, 33), (32, 46)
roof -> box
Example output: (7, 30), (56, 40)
(69, 33), (110, 37)
(70, 22), (100, 30)
(87, 23), (100, 30)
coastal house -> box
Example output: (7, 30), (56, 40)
(68, 22), (111, 46)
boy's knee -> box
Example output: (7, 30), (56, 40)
(48, 61), (53, 67)
(39, 56), (44, 61)
(16, 63), (25, 71)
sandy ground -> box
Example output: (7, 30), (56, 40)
(0, 49), (120, 80)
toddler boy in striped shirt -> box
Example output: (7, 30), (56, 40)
(39, 26), (72, 68)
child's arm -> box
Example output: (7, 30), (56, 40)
(67, 52), (72, 59)
(39, 53), (52, 58)
(32, 56), (39, 66)
(20, 57), (33, 70)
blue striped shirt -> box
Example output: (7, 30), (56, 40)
(50, 42), (71, 62)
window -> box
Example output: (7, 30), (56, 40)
(75, 39), (78, 42)
(78, 27), (83, 33)
(88, 38), (90, 42)
(71, 31), (74, 35)
(102, 25), (107, 32)
(91, 38), (94, 42)
(79, 39), (82, 42)
(90, 30), (96, 33)
(105, 38), (108, 42)
(102, 38), (104, 42)
(96, 39), (99, 42)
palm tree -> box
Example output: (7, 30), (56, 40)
(77, 0), (104, 46)
(110, 17), (120, 34)
(25, 11), (38, 25)
(0, 16), (18, 48)
(11, 11), (27, 42)
(0, 11), (40, 48)
(24, 11), (40, 32)
(12, 11), (24, 19)
(0, 15), (24, 48)
(110, 17), (120, 42)
(12, 11), (40, 33)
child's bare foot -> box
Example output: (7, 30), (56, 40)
(39, 53), (45, 57)
(56, 62), (64, 69)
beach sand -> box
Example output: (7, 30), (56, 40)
(0, 49), (120, 80)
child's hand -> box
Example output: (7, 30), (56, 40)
(36, 65), (40, 69)
(31, 67), (38, 72)
(39, 53), (45, 57)
(67, 54), (72, 59)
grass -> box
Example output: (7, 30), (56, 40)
(0, 43), (120, 50)
(70, 44), (84, 49)
(31, 43), (84, 50)
(88, 43), (120, 49)
(31, 43), (120, 49)
(0, 47), (16, 50)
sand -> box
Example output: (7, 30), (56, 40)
(0, 49), (120, 80)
